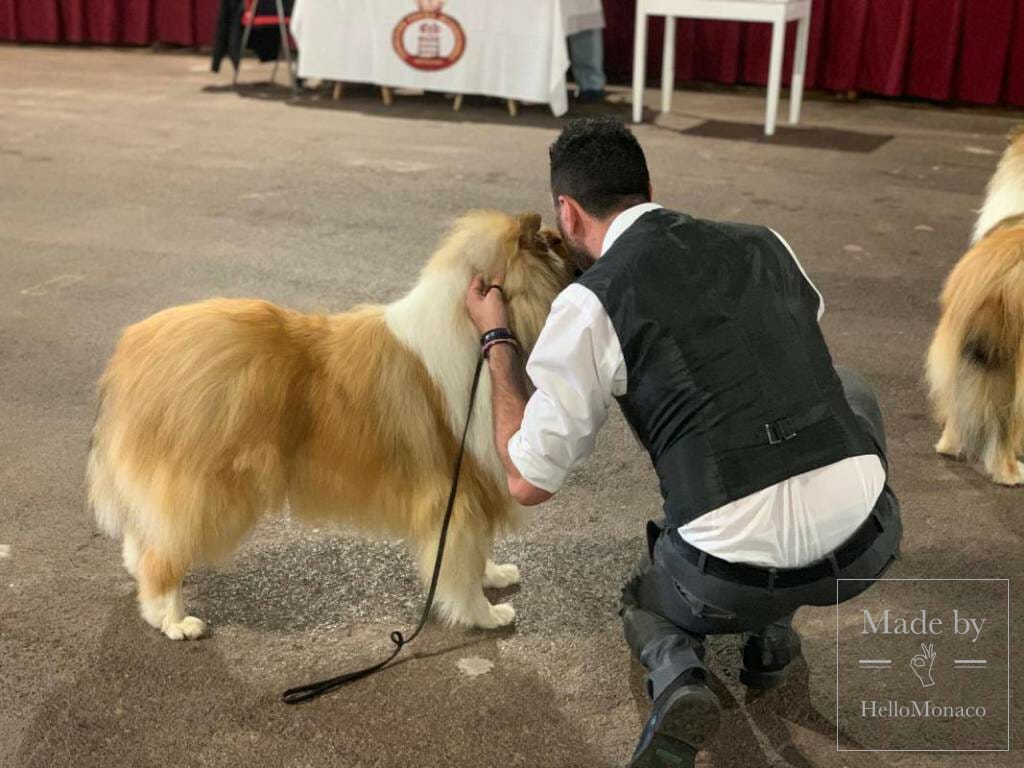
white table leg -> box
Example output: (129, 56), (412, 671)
(632, 2), (648, 123)
(765, 18), (785, 136)
(661, 15), (676, 114)
(790, 13), (810, 125)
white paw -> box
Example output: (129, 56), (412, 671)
(477, 603), (516, 629)
(162, 616), (208, 641)
(992, 461), (1024, 486)
(121, 535), (141, 579)
(483, 562), (521, 589)
(934, 441), (963, 460)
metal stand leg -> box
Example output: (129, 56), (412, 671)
(333, 82), (343, 100)
(507, 99), (518, 117)
(233, 0), (258, 86)
(453, 93), (464, 111)
(381, 86), (394, 105)
(275, 0), (297, 95)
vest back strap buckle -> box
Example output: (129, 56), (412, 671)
(765, 418), (797, 445)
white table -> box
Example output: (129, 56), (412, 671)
(290, 0), (604, 116)
(632, 0), (811, 135)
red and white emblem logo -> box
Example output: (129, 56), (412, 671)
(393, 0), (466, 71)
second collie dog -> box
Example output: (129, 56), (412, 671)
(927, 126), (1024, 485)
(88, 211), (572, 639)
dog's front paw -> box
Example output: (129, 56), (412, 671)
(478, 603), (516, 629)
(484, 561), (521, 589)
(163, 616), (208, 641)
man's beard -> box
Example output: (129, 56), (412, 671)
(558, 225), (597, 275)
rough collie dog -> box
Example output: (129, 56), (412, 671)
(927, 125), (1024, 485)
(87, 211), (571, 639)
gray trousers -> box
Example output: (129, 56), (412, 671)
(568, 29), (606, 92)
(619, 367), (903, 700)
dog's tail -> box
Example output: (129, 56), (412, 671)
(931, 237), (1024, 460)
(957, 292), (1020, 462)
(85, 383), (124, 538)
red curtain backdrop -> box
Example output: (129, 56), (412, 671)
(603, 0), (1024, 107)
(0, 0), (218, 46)
(1, 0), (1023, 107)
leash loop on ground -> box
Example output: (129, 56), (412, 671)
(281, 355), (486, 705)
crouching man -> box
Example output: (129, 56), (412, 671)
(466, 117), (902, 767)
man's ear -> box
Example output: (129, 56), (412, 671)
(558, 195), (584, 239)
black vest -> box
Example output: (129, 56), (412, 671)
(577, 208), (881, 528)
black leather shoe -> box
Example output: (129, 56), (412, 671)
(628, 678), (721, 768)
(740, 627), (802, 689)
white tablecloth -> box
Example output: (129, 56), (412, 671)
(290, 0), (604, 116)
(563, 0), (606, 36)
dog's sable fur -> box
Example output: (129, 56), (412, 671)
(88, 211), (571, 639)
(927, 127), (1024, 485)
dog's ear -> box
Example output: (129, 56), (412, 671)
(539, 227), (563, 249)
(516, 212), (542, 249)
(1007, 124), (1024, 145)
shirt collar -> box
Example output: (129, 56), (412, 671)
(601, 202), (663, 256)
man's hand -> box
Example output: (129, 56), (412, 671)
(466, 275), (508, 333)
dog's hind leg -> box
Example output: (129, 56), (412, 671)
(972, 361), (1024, 485)
(414, 510), (515, 630)
(984, 447), (1024, 485)
(137, 547), (207, 640)
(981, 412), (1024, 486)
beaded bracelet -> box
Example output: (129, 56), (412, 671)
(482, 337), (520, 359)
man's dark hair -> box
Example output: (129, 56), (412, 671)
(549, 117), (651, 219)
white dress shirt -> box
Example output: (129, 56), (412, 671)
(508, 203), (885, 568)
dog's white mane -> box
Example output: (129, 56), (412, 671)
(973, 139), (1024, 244)
(384, 214), (510, 487)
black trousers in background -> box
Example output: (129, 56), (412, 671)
(619, 367), (903, 700)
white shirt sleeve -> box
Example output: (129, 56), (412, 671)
(507, 284), (627, 494)
(769, 228), (825, 320)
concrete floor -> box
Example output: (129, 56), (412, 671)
(1, 46), (1022, 768)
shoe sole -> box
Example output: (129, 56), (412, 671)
(630, 685), (721, 768)
(740, 666), (788, 689)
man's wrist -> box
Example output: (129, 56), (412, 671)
(480, 328), (520, 359)
(484, 339), (519, 362)
(483, 338), (519, 360)
(480, 327), (514, 343)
